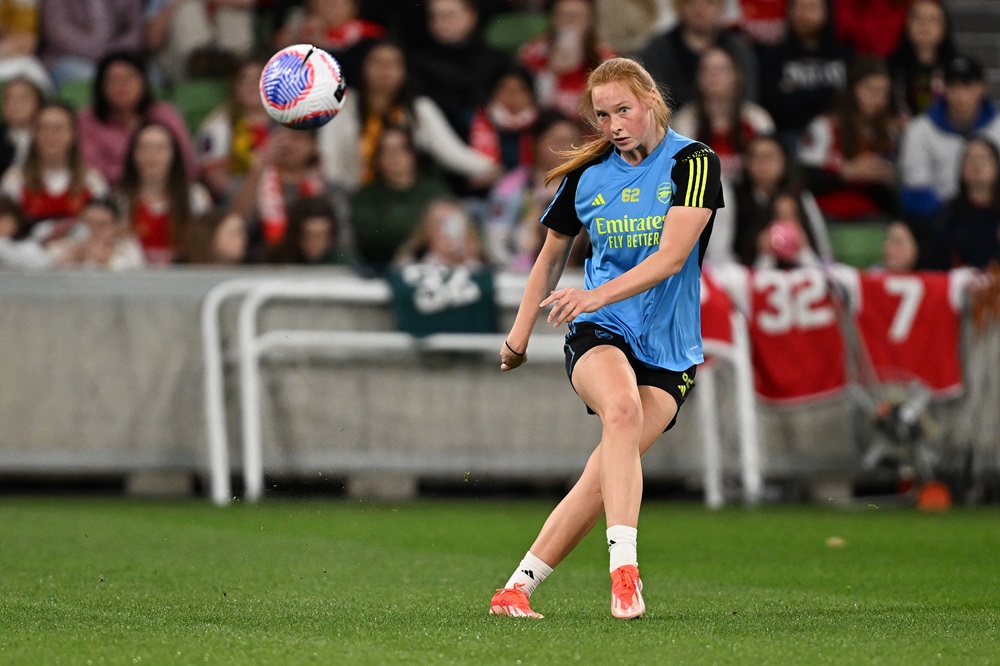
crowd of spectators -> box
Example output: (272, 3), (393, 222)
(0, 0), (998, 276)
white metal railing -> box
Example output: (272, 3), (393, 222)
(201, 275), (761, 508)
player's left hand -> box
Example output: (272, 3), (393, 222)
(541, 287), (603, 327)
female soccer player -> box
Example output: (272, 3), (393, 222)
(489, 57), (723, 620)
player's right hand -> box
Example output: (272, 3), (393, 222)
(500, 341), (527, 371)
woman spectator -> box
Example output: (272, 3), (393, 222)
(267, 195), (353, 265)
(0, 75), (44, 173)
(639, 0), (758, 110)
(517, 0), (615, 120)
(731, 134), (827, 266)
(182, 208), (250, 265)
(468, 65), (540, 174)
(275, 0), (386, 85)
(316, 40), (500, 194)
(115, 122), (212, 265)
(196, 55), (274, 203)
(758, 0), (851, 150)
(0, 101), (108, 236)
(408, 0), (511, 142)
(936, 137), (1000, 269)
(888, 0), (956, 120)
(77, 51), (199, 188)
(798, 57), (901, 227)
(351, 125), (451, 273)
(670, 44), (774, 181)
(879, 219), (922, 272)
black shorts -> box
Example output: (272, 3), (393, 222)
(563, 322), (696, 431)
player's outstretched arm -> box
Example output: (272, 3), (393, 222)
(500, 229), (575, 371)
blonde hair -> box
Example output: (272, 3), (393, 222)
(546, 57), (672, 184)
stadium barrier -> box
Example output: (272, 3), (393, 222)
(203, 276), (762, 507)
(2, 267), (995, 502)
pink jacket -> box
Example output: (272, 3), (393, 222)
(77, 101), (200, 188)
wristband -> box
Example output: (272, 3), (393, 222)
(505, 340), (526, 356)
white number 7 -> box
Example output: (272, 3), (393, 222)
(884, 275), (924, 342)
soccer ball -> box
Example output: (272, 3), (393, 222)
(259, 44), (347, 130)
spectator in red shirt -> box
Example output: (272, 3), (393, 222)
(834, 0), (912, 59)
(115, 122), (212, 265)
(0, 101), (108, 236)
(798, 57), (901, 225)
(517, 0), (615, 121)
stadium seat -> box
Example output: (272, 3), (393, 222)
(484, 11), (548, 56)
(169, 77), (229, 134)
(827, 222), (888, 269)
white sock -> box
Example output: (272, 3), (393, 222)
(503, 551), (553, 597)
(607, 525), (638, 572)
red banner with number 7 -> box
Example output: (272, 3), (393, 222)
(854, 271), (963, 397)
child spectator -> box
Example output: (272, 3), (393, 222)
(196, 55), (273, 202)
(316, 40), (500, 194)
(731, 134), (827, 266)
(77, 51), (199, 188)
(798, 57), (901, 226)
(0, 75), (44, 173)
(670, 44), (774, 181)
(757, 0), (850, 151)
(0, 101), (108, 236)
(935, 136), (1000, 269)
(115, 122), (212, 265)
(639, 0), (757, 109)
(351, 125), (451, 273)
(47, 197), (145, 270)
(408, 0), (511, 142)
(394, 196), (488, 268)
(518, 0), (616, 120)
(39, 0), (143, 90)
(888, 0), (956, 119)
(752, 189), (822, 269)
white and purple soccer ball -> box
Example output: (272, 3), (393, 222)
(259, 44), (346, 130)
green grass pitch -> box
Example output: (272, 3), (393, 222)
(1, 497), (997, 665)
